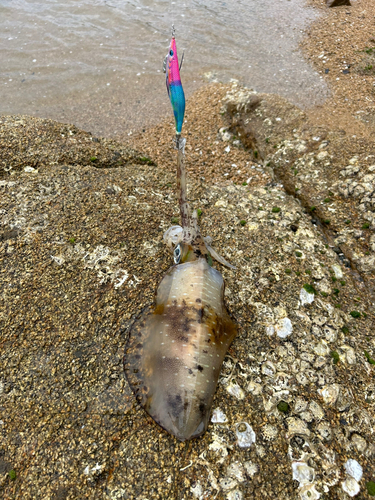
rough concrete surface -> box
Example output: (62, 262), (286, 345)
(1, 80), (375, 500)
(223, 85), (375, 298)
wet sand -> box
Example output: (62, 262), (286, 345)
(302, 0), (375, 138)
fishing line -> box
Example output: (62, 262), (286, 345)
(168, 0), (176, 36)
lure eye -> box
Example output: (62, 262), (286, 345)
(169, 49), (174, 57)
(173, 244), (181, 264)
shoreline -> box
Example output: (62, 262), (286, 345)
(0, 0), (329, 141)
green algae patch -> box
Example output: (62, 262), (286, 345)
(350, 311), (361, 318)
(367, 481), (375, 496)
(277, 401), (289, 413)
(364, 351), (375, 365)
(303, 283), (317, 295)
(330, 351), (340, 364)
(138, 156), (155, 165)
(9, 470), (16, 481)
(272, 207), (281, 213)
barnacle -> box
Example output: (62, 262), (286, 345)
(300, 411), (314, 423)
(294, 397), (308, 413)
(316, 421), (332, 441)
(309, 400), (325, 421)
(244, 461), (258, 478)
(236, 422), (256, 448)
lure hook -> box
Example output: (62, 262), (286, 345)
(179, 51), (184, 71)
(171, 24), (175, 38)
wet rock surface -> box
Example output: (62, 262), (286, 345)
(1, 85), (375, 499)
(0, 115), (144, 177)
(223, 84), (375, 300)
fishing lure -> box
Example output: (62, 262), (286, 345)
(124, 28), (237, 441)
(163, 25), (185, 141)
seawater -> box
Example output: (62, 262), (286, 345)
(0, 0), (328, 138)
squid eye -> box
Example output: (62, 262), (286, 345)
(169, 49), (174, 56)
(173, 245), (181, 264)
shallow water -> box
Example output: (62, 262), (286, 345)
(0, 0), (328, 138)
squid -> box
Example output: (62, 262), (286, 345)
(124, 27), (237, 441)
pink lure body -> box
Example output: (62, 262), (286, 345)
(166, 37), (185, 135)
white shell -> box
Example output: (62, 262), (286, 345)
(313, 341), (330, 356)
(275, 317), (293, 338)
(332, 264), (343, 279)
(294, 397), (308, 413)
(318, 384), (341, 405)
(351, 434), (367, 453)
(226, 490), (243, 500)
(286, 417), (311, 438)
(300, 288), (315, 305)
(235, 422), (256, 448)
(299, 411), (314, 423)
(24, 166), (37, 173)
(211, 408), (228, 423)
(316, 421), (332, 441)
(190, 480), (203, 499)
(309, 400), (325, 420)
(344, 459), (363, 482)
(342, 477), (360, 497)
(341, 345), (356, 365)
(226, 382), (245, 400)
(292, 461), (315, 487)
(300, 484), (321, 500)
(261, 361), (276, 377)
(219, 477), (238, 491)
(227, 462), (246, 482)
(265, 325), (275, 336)
(247, 381), (263, 395)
